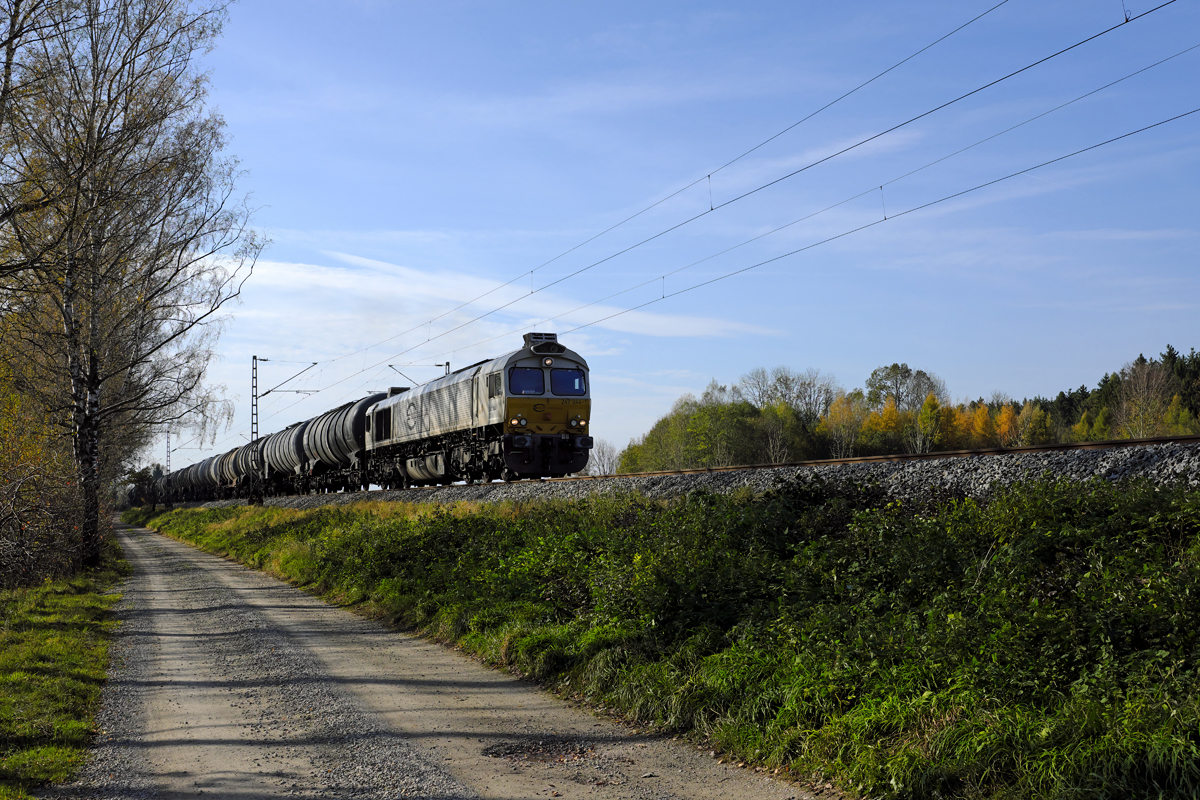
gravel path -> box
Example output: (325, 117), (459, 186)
(189, 440), (1200, 513)
(43, 523), (800, 800)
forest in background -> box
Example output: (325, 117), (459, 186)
(617, 345), (1200, 472)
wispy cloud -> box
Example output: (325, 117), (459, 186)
(244, 254), (777, 360)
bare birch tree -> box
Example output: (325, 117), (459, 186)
(779, 367), (839, 427)
(579, 438), (618, 476)
(0, 0), (260, 567)
(1116, 358), (1171, 439)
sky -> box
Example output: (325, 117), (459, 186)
(168, 0), (1200, 467)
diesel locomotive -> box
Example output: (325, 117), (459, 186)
(157, 333), (593, 502)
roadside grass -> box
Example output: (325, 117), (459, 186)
(0, 536), (127, 799)
(125, 477), (1200, 799)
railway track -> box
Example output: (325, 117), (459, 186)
(233, 432), (1200, 503)
(397, 431), (1200, 486)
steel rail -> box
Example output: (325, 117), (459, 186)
(166, 433), (1200, 506)
(286, 432), (1200, 497)
(559, 432), (1200, 481)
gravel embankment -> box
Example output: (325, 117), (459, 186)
(190, 441), (1200, 512)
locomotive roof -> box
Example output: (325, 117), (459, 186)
(369, 340), (588, 412)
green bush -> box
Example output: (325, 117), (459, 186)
(127, 477), (1200, 799)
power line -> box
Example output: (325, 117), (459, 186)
(183, 41), (1197, 466)
(217, 0), (1178, 435)
(177, 5), (1189, 467)
(558, 107), (1200, 336)
(313, 0), (1016, 368)
(703, 0), (1016, 179)
(365, 41), (1200, 369)
(307, 0), (1180, 375)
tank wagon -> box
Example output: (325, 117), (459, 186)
(157, 333), (593, 502)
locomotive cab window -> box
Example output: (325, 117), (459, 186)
(374, 409), (391, 440)
(509, 367), (544, 395)
(487, 372), (502, 398)
(551, 369), (586, 396)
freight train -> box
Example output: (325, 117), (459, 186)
(156, 333), (593, 502)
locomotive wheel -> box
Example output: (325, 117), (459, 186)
(501, 468), (517, 482)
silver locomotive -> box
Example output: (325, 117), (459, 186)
(157, 333), (593, 501)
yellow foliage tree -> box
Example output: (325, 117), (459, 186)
(911, 393), (942, 453)
(972, 405), (997, 448)
(1071, 411), (1093, 442)
(819, 392), (869, 458)
(1017, 401), (1054, 445)
(861, 396), (904, 437)
(996, 404), (1020, 448)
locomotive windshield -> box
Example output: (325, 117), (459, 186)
(509, 367), (544, 395)
(551, 369), (586, 396)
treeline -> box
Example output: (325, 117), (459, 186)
(0, 0), (258, 586)
(617, 345), (1200, 471)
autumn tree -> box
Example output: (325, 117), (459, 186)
(996, 403), (1020, 447)
(1162, 395), (1200, 435)
(820, 390), (869, 458)
(1016, 401), (1053, 445)
(971, 403), (997, 448)
(0, 354), (82, 586)
(909, 392), (941, 453)
(0, 0), (260, 567)
(0, 0), (70, 278)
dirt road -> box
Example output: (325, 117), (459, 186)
(44, 523), (802, 799)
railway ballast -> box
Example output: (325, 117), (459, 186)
(189, 437), (1200, 513)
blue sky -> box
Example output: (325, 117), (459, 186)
(173, 0), (1200, 464)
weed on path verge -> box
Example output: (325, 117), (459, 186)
(0, 536), (126, 799)
(127, 477), (1200, 799)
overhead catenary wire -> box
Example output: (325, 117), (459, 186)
(186, 40), (1196, 465)
(310, 0), (1181, 374)
(311, 0), (1016, 367)
(180, 7), (1190, 470)
(557, 107), (1200, 337)
(220, 100), (1199, 465)
(320, 3), (1183, 369)
(368, 42), (1200, 371)
(204, 0), (1177, 439)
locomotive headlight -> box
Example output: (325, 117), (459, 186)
(569, 419), (577, 427)
(510, 418), (519, 426)
(579, 420), (587, 427)
(543, 357), (554, 366)
(519, 417), (528, 427)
